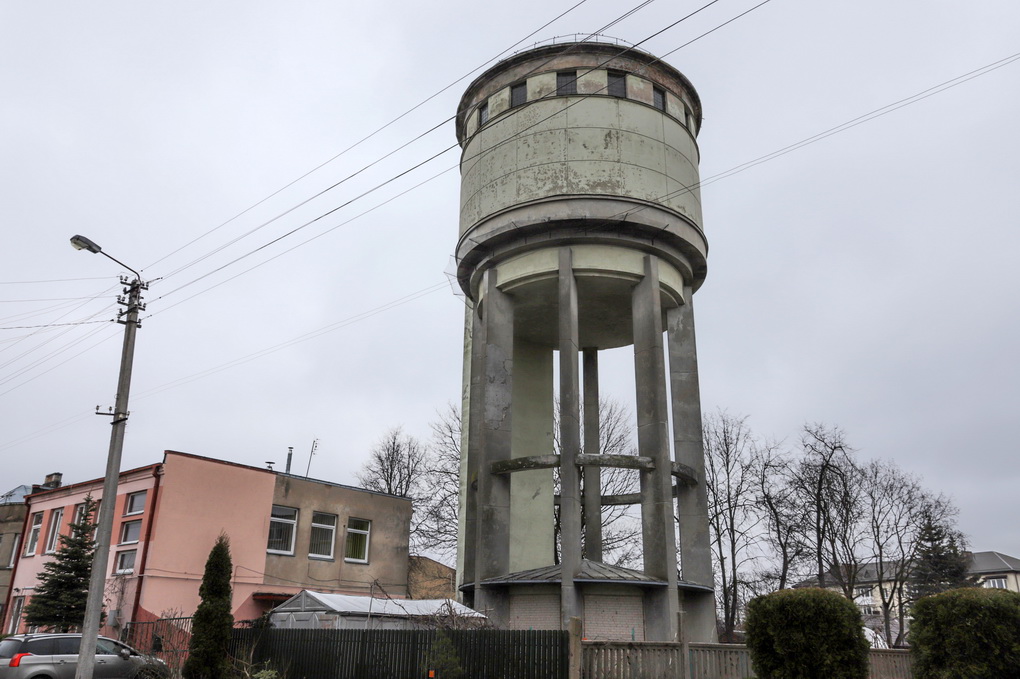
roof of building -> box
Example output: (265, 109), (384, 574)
(0, 485), (31, 505)
(270, 590), (483, 618)
(794, 550), (1020, 588)
(465, 559), (710, 593)
(969, 551), (1020, 574)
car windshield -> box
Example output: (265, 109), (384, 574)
(0, 639), (25, 659)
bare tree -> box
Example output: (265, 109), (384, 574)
(703, 410), (762, 641)
(751, 443), (809, 590)
(419, 404), (465, 562)
(357, 427), (428, 497)
(795, 424), (866, 596)
(553, 397), (643, 568)
(357, 427), (430, 553)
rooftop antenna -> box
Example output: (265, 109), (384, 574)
(285, 446), (294, 474)
(304, 438), (319, 476)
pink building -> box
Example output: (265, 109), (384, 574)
(3, 451), (411, 636)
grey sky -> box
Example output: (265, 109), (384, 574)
(2, 0), (1018, 562)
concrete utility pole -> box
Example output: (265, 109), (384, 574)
(69, 235), (145, 679)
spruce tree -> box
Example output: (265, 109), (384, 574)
(23, 495), (99, 632)
(183, 534), (234, 679)
(910, 511), (974, 600)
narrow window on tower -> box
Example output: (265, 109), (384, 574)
(607, 71), (627, 98)
(510, 82), (527, 108)
(653, 86), (666, 111)
(556, 71), (577, 96)
(478, 102), (489, 126)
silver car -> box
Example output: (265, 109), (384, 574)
(0, 634), (167, 679)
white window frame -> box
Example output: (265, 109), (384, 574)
(124, 491), (147, 516)
(344, 518), (371, 564)
(120, 519), (142, 545)
(44, 508), (64, 554)
(267, 505), (298, 555)
(24, 512), (43, 556)
(114, 549), (136, 574)
(7, 596), (23, 634)
(984, 576), (1007, 589)
(309, 512), (337, 559)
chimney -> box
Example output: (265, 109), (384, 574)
(42, 472), (63, 489)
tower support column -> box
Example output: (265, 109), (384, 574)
(582, 347), (603, 561)
(633, 255), (681, 641)
(667, 286), (717, 642)
(473, 271), (514, 622)
(558, 248), (583, 626)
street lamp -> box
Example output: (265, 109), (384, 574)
(69, 235), (146, 679)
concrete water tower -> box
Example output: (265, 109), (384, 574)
(454, 40), (716, 643)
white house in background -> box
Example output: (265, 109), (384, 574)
(269, 590), (484, 630)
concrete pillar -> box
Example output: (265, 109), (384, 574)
(582, 348), (603, 562)
(456, 300), (474, 599)
(667, 287), (718, 642)
(632, 255), (680, 641)
(510, 339), (555, 571)
(462, 299), (485, 608)
(474, 271), (514, 622)
(558, 248), (583, 626)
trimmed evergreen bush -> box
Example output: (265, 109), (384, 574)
(182, 534), (234, 679)
(911, 587), (1020, 679)
(746, 588), (870, 679)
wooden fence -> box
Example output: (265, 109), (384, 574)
(583, 641), (913, 679)
(583, 641), (685, 679)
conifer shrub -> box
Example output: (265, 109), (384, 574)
(182, 534), (234, 679)
(745, 587), (870, 679)
(911, 587), (1020, 679)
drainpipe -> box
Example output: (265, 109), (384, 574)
(129, 465), (162, 627)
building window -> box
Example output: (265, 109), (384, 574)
(984, 576), (1007, 589)
(557, 71), (577, 96)
(24, 512), (42, 556)
(44, 508), (63, 554)
(510, 82), (527, 108)
(120, 520), (142, 545)
(344, 518), (371, 563)
(309, 512), (337, 559)
(7, 535), (19, 568)
(124, 491), (147, 516)
(478, 102), (489, 126)
(267, 505), (298, 554)
(855, 585), (877, 615)
(7, 596), (23, 634)
(653, 86), (666, 111)
(114, 549), (136, 574)
(607, 71), (627, 98)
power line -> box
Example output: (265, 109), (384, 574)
(0, 276), (111, 285)
(137, 282), (449, 400)
(145, 1), (734, 308)
(139, 0), (600, 277)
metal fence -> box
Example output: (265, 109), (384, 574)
(122, 616), (194, 672)
(230, 627), (568, 679)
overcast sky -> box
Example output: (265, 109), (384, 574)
(2, 0), (1018, 562)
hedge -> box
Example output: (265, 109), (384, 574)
(745, 587), (870, 679)
(911, 587), (1020, 679)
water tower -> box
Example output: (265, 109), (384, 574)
(454, 40), (716, 643)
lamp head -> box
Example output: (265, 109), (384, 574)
(70, 235), (102, 254)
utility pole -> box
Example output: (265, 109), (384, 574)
(70, 236), (145, 679)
